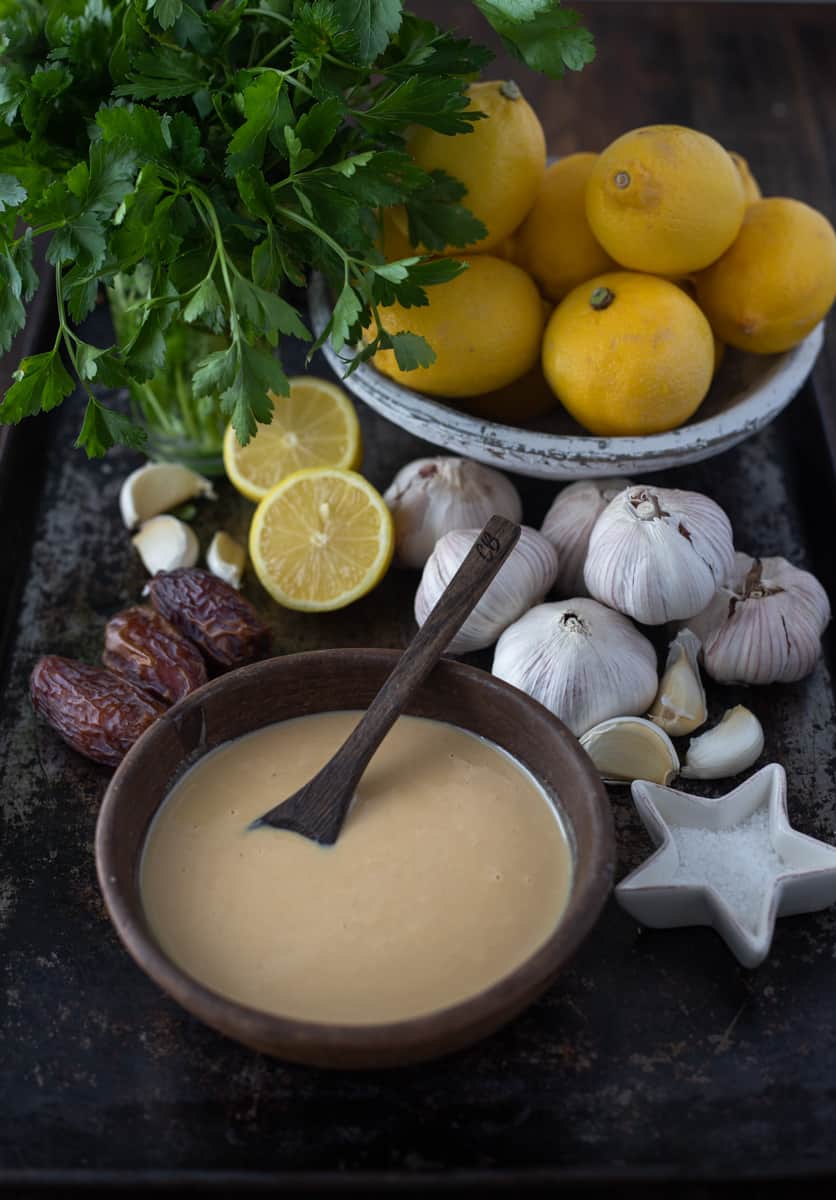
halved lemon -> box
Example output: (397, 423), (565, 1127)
(223, 377), (362, 502)
(249, 468), (394, 611)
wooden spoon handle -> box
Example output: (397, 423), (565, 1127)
(327, 514), (521, 791)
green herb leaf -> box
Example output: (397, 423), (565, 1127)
(114, 48), (207, 101)
(331, 0), (402, 63)
(147, 0), (184, 31)
(357, 76), (480, 135)
(183, 276), (225, 332)
(0, 350), (74, 422)
(328, 281), (364, 353)
(0, 173), (25, 212)
(387, 330), (435, 370)
(226, 73), (293, 176)
(0, 246), (26, 355)
(473, 0), (594, 77)
(403, 169), (486, 251)
(75, 397), (147, 457)
(232, 275), (311, 342)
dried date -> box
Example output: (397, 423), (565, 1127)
(147, 568), (271, 670)
(30, 656), (165, 767)
(103, 605), (207, 704)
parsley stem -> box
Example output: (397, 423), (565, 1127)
(256, 37), (292, 68)
(274, 204), (352, 267)
(190, 188), (240, 339)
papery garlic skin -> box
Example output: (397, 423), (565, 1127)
(584, 485), (735, 624)
(648, 629), (707, 736)
(540, 477), (633, 597)
(492, 598), (658, 737)
(681, 705), (764, 779)
(384, 457), (523, 569)
(686, 552), (831, 685)
(580, 717), (679, 785)
(415, 526), (558, 655)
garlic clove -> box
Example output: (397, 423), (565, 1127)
(119, 463), (216, 531)
(584, 484), (735, 624)
(132, 515), (199, 575)
(415, 526), (558, 655)
(207, 531), (247, 590)
(580, 717), (679, 786)
(540, 477), (633, 598)
(384, 456), (523, 569)
(648, 629), (707, 736)
(681, 705), (765, 780)
(685, 552), (831, 685)
(492, 598), (658, 737)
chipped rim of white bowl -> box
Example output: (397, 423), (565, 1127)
(307, 271), (824, 481)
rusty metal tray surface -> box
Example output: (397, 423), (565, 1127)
(2, 279), (836, 1193)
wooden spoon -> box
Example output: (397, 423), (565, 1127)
(251, 514), (521, 844)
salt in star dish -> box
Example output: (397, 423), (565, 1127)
(615, 763), (836, 967)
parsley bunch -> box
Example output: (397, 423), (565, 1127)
(0, 0), (594, 456)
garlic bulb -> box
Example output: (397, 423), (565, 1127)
(540, 477), (633, 597)
(132, 515), (199, 575)
(584, 485), (735, 624)
(415, 526), (558, 655)
(580, 717), (679, 786)
(648, 629), (707, 736)
(686, 552), (831, 685)
(492, 598), (658, 737)
(681, 706), (764, 779)
(384, 457), (523, 569)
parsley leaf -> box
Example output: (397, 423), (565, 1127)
(330, 0), (402, 64)
(147, 0), (184, 31)
(358, 76), (481, 135)
(0, 350), (74, 422)
(75, 397), (147, 457)
(473, 0), (595, 77)
(403, 169), (487, 251)
(226, 73), (294, 176)
(386, 330), (435, 370)
(0, 173), (25, 212)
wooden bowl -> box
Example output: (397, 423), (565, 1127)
(95, 649), (614, 1069)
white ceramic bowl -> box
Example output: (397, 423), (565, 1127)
(307, 272), (824, 481)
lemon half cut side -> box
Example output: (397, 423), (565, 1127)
(249, 468), (394, 612)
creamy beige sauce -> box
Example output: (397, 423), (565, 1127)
(141, 712), (573, 1025)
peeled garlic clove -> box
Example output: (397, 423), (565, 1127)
(207, 531), (246, 590)
(648, 629), (707, 736)
(384, 456), (523, 569)
(120, 463), (216, 531)
(580, 717), (679, 785)
(686, 552), (831, 685)
(492, 598), (658, 737)
(132, 515), (199, 575)
(584, 485), (735, 624)
(681, 705), (764, 779)
(415, 526), (558, 655)
(540, 477), (633, 597)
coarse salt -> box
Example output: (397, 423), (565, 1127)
(671, 806), (785, 932)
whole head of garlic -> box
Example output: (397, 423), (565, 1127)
(540, 477), (633, 598)
(415, 526), (558, 655)
(492, 598), (658, 737)
(584, 485), (735, 625)
(384, 456), (523, 569)
(686, 552), (831, 684)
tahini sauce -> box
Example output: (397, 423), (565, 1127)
(141, 712), (573, 1024)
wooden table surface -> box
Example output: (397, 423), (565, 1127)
(2, 3), (836, 1191)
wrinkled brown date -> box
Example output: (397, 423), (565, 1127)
(30, 656), (165, 767)
(103, 605), (208, 704)
(147, 568), (271, 670)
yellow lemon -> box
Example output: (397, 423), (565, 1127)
(371, 256), (543, 398)
(729, 152), (762, 205)
(542, 272), (715, 436)
(695, 197), (836, 354)
(513, 153), (617, 302)
(249, 468), (393, 612)
(223, 377), (362, 503)
(399, 80), (546, 253)
(586, 125), (745, 275)
(379, 207), (417, 261)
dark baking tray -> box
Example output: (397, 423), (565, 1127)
(2, 277), (836, 1192)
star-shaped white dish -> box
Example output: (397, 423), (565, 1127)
(615, 763), (836, 967)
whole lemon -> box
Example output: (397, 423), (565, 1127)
(542, 272), (715, 436)
(399, 80), (546, 254)
(586, 125), (746, 275)
(695, 197), (836, 354)
(729, 152), (762, 205)
(514, 153), (617, 302)
(372, 256), (543, 398)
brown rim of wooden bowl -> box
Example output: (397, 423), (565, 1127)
(95, 649), (615, 1070)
